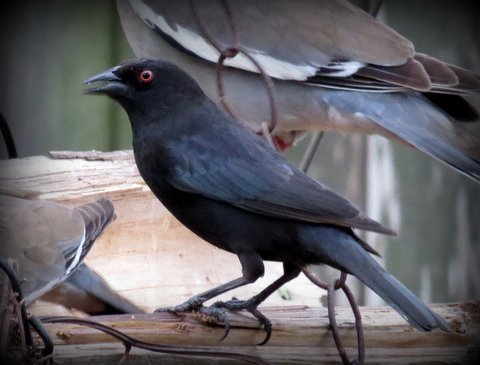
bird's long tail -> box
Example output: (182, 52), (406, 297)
(309, 228), (451, 332)
(352, 91), (480, 182)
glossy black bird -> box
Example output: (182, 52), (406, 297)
(85, 59), (451, 337)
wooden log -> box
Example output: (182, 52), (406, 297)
(41, 302), (480, 364)
(1, 151), (479, 363)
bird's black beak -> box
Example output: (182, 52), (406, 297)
(84, 66), (128, 96)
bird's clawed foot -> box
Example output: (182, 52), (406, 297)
(155, 295), (271, 345)
(155, 296), (233, 340)
(211, 297), (272, 345)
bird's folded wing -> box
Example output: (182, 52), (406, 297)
(127, 0), (480, 94)
(0, 196), (115, 302)
(0, 196), (85, 300)
(168, 137), (393, 235)
(70, 199), (115, 266)
(127, 0), (412, 80)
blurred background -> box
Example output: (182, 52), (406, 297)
(0, 0), (479, 307)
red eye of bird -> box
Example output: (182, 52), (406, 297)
(139, 70), (153, 83)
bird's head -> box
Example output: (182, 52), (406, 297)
(84, 59), (205, 119)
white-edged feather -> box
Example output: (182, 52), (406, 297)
(64, 226), (87, 277)
(130, 0), (323, 80)
(317, 60), (365, 77)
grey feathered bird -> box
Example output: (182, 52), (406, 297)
(117, 0), (480, 181)
(0, 195), (141, 314)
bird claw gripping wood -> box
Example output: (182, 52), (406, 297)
(155, 297), (235, 342)
(211, 297), (273, 345)
(156, 295), (272, 345)
(190, 0), (279, 150)
(155, 295), (233, 341)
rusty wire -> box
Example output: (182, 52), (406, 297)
(189, 0), (278, 137)
(40, 316), (270, 365)
(303, 268), (365, 365)
(0, 257), (54, 365)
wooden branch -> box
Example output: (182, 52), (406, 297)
(41, 302), (479, 364)
(1, 151), (479, 363)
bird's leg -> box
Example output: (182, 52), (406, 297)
(299, 131), (325, 172)
(211, 263), (302, 345)
(258, 122), (278, 150)
(156, 276), (253, 313)
(155, 252), (265, 335)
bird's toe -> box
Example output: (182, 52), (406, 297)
(154, 295), (206, 313)
(210, 297), (272, 345)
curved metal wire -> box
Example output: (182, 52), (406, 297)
(0, 257), (55, 364)
(303, 268), (365, 365)
(41, 316), (270, 364)
(189, 0), (278, 135)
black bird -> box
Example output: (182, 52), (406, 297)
(85, 59), (451, 338)
(117, 0), (480, 181)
